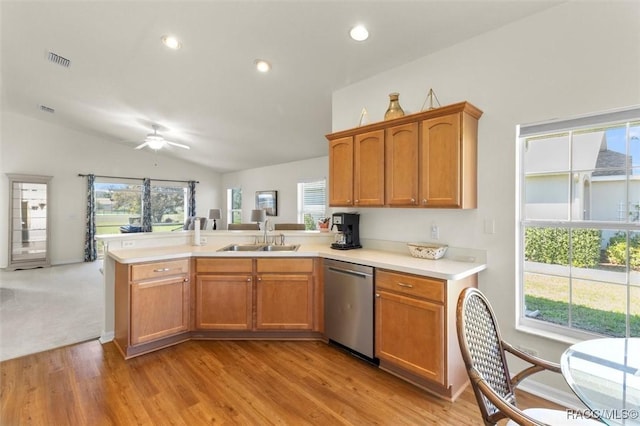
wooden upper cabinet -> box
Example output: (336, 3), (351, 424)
(328, 137), (354, 206)
(385, 122), (419, 206)
(420, 110), (478, 208)
(354, 129), (385, 206)
(326, 101), (481, 209)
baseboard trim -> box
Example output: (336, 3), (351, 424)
(519, 379), (586, 410)
(100, 331), (114, 343)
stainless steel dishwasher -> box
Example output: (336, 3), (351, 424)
(323, 259), (375, 361)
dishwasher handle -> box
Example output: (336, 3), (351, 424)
(326, 266), (373, 279)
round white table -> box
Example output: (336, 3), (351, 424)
(561, 338), (640, 425)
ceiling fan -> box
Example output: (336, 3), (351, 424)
(135, 125), (190, 151)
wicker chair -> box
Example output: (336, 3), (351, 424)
(456, 288), (601, 426)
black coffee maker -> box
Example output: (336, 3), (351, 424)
(331, 213), (362, 250)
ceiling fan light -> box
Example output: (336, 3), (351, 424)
(349, 25), (369, 42)
(161, 35), (181, 50)
(255, 59), (271, 73)
(147, 139), (165, 150)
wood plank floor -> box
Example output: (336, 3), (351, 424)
(1, 339), (564, 425)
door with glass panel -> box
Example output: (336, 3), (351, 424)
(7, 174), (51, 270)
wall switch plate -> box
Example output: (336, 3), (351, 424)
(122, 240), (135, 248)
(430, 224), (439, 240)
(484, 219), (495, 234)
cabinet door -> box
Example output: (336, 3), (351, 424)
(329, 136), (354, 206)
(419, 113), (461, 207)
(385, 122), (419, 206)
(256, 274), (313, 330)
(195, 275), (253, 330)
(354, 129), (385, 206)
(375, 290), (445, 386)
(130, 276), (189, 345)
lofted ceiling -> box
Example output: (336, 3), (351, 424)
(1, 1), (561, 173)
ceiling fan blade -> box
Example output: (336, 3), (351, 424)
(166, 140), (190, 150)
(135, 142), (149, 150)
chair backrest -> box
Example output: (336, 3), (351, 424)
(457, 287), (516, 424)
(273, 223), (305, 230)
(228, 223), (259, 230)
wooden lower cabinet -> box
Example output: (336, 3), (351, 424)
(130, 277), (190, 345)
(256, 273), (314, 330)
(256, 258), (315, 330)
(376, 290), (445, 385)
(114, 259), (190, 359)
(194, 258), (253, 331)
(375, 269), (476, 400)
(194, 257), (320, 334)
(196, 274), (253, 330)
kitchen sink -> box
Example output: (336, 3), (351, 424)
(217, 244), (266, 252)
(261, 244), (300, 251)
(217, 244), (300, 252)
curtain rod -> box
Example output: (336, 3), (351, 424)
(78, 174), (199, 184)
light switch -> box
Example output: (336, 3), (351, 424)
(484, 219), (495, 235)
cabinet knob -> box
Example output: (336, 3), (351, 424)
(247, 278), (251, 282)
(411, 198), (416, 204)
(347, 199), (351, 203)
(355, 199), (359, 204)
(375, 293), (380, 298)
(183, 278), (189, 282)
(422, 199), (427, 204)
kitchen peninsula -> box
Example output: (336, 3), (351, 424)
(100, 230), (486, 400)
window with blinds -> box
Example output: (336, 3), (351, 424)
(297, 179), (327, 230)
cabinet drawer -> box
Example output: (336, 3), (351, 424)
(196, 258), (253, 273)
(130, 259), (189, 282)
(376, 270), (444, 303)
(256, 258), (314, 273)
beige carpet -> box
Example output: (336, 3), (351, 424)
(0, 262), (103, 361)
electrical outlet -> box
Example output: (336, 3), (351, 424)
(122, 240), (135, 248)
(430, 224), (439, 240)
(200, 236), (207, 244)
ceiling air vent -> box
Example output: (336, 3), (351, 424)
(39, 105), (55, 114)
(47, 51), (71, 68)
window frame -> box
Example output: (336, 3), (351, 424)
(227, 188), (242, 225)
(516, 106), (640, 342)
(297, 178), (327, 230)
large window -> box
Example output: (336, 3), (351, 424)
(517, 106), (640, 340)
(298, 179), (327, 230)
(95, 178), (143, 235)
(227, 188), (242, 224)
(150, 182), (188, 232)
(95, 179), (187, 234)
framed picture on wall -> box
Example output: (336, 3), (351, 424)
(256, 190), (277, 216)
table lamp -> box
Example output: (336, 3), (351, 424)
(208, 208), (221, 230)
(250, 209), (266, 228)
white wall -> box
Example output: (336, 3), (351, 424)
(0, 111), (222, 266)
(331, 1), (640, 394)
(221, 156), (328, 228)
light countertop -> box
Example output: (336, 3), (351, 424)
(107, 242), (486, 281)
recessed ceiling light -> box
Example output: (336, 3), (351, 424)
(349, 25), (369, 42)
(161, 35), (182, 50)
(255, 59), (271, 73)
